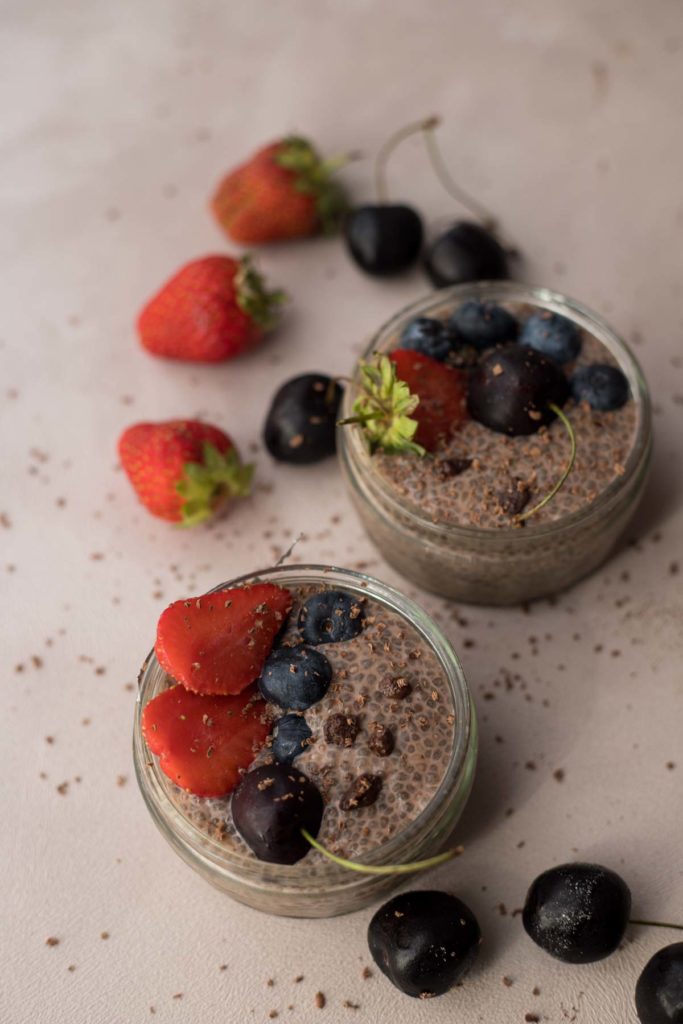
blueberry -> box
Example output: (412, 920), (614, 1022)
(344, 204), (423, 276)
(423, 221), (509, 288)
(271, 714), (312, 764)
(571, 363), (630, 411)
(368, 890), (481, 998)
(449, 300), (518, 351)
(523, 862), (631, 963)
(635, 943), (683, 1024)
(468, 343), (569, 435)
(257, 646), (332, 711)
(263, 373), (343, 464)
(298, 590), (365, 645)
(520, 311), (581, 365)
(232, 763), (323, 865)
(400, 317), (461, 362)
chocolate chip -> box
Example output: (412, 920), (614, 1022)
(340, 773), (382, 810)
(380, 675), (412, 700)
(435, 457), (472, 479)
(324, 712), (360, 747)
(367, 722), (394, 757)
(496, 479), (531, 516)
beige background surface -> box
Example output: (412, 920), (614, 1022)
(2, 1), (682, 1021)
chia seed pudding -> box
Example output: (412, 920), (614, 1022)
(134, 565), (477, 918)
(338, 282), (651, 605)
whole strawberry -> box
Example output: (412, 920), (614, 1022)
(118, 419), (253, 525)
(138, 255), (284, 362)
(211, 136), (348, 244)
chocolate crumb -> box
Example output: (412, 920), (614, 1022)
(45, 937), (60, 947)
(380, 675), (412, 700)
(361, 966), (373, 980)
(502, 976), (513, 987)
(100, 931), (109, 940)
(497, 480), (531, 517)
(314, 991), (326, 1009)
(533, 986), (541, 996)
(367, 722), (394, 757)
(435, 457), (472, 479)
(324, 713), (360, 747)
(525, 1015), (540, 1022)
(294, 975), (304, 984)
(553, 768), (565, 782)
(340, 773), (382, 810)
(343, 1000), (360, 1010)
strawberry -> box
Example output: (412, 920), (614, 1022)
(211, 137), (348, 244)
(118, 419), (253, 526)
(155, 583), (293, 695)
(138, 255), (284, 362)
(389, 348), (468, 451)
(142, 684), (270, 797)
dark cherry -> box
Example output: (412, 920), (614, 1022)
(263, 373), (343, 464)
(468, 343), (569, 436)
(368, 890), (481, 998)
(635, 943), (683, 1024)
(231, 763), (323, 865)
(523, 862), (631, 963)
(423, 221), (509, 288)
(344, 204), (423, 276)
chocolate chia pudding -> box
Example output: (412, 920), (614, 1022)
(134, 565), (477, 918)
(338, 282), (652, 605)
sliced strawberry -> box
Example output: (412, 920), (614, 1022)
(142, 684), (270, 797)
(155, 583), (292, 696)
(390, 348), (468, 451)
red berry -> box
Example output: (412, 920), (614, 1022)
(137, 255), (283, 362)
(117, 419), (252, 525)
(390, 348), (468, 451)
(142, 684), (270, 797)
(155, 583), (293, 696)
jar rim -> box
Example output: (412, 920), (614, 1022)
(134, 564), (475, 896)
(339, 281), (652, 542)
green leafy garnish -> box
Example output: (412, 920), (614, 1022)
(339, 354), (425, 456)
(235, 255), (286, 330)
(176, 442), (254, 527)
(275, 136), (350, 235)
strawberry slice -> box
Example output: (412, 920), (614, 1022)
(155, 583), (292, 696)
(390, 348), (468, 451)
(142, 684), (270, 797)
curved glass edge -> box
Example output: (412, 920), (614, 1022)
(339, 281), (653, 541)
(133, 564), (475, 894)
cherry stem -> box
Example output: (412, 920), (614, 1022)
(421, 123), (498, 232)
(374, 115), (441, 203)
(629, 919), (683, 932)
(301, 829), (463, 875)
(517, 403), (576, 523)
(273, 534), (304, 568)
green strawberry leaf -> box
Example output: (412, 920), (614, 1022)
(176, 442), (254, 527)
(235, 255), (286, 330)
(275, 136), (349, 235)
(339, 354), (426, 457)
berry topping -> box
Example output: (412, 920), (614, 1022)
(232, 763), (324, 865)
(324, 712), (360, 748)
(263, 373), (343, 464)
(271, 714), (312, 765)
(344, 205), (424, 277)
(137, 255), (284, 362)
(367, 722), (395, 757)
(449, 299), (518, 351)
(571, 363), (630, 411)
(298, 590), (365, 645)
(257, 645), (332, 711)
(211, 136), (349, 243)
(520, 310), (581, 365)
(142, 685), (269, 798)
(155, 584), (293, 696)
(390, 348), (468, 451)
(523, 862), (631, 963)
(368, 890), (481, 998)
(118, 419), (253, 526)
(340, 773), (382, 810)
(636, 943), (683, 1024)
(468, 343), (569, 436)
(400, 317), (461, 362)
(423, 221), (509, 288)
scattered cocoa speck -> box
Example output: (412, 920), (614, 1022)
(100, 931), (109, 940)
(94, 666), (106, 675)
(45, 735), (54, 745)
(525, 1015), (540, 1023)
(294, 975), (304, 984)
(116, 775), (127, 787)
(149, 1007), (156, 1015)
(533, 986), (541, 996)
(267, 978), (275, 987)
(343, 1000), (360, 1010)
(56, 782), (69, 796)
(45, 936), (60, 947)
(32, 655), (44, 669)
(172, 993), (183, 1000)
(502, 976), (514, 987)
(553, 768), (565, 782)
(219, 964), (228, 972)
(497, 902), (508, 916)
(268, 1011), (278, 1020)
(666, 762), (676, 770)
(0, 512), (12, 528)
(669, 561), (679, 576)
(67, 964), (76, 972)
(525, 761), (537, 771)
(314, 991), (326, 1009)
(361, 966), (373, 980)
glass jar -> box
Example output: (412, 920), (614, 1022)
(133, 564), (477, 918)
(338, 282), (652, 605)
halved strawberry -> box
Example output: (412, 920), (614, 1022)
(142, 684), (270, 797)
(155, 583), (292, 696)
(390, 348), (468, 451)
